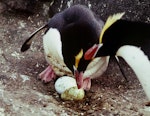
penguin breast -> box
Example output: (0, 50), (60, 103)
(83, 56), (110, 79)
(43, 28), (72, 76)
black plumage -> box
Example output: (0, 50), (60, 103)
(96, 19), (150, 58)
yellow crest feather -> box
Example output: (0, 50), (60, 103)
(75, 49), (83, 68)
(99, 12), (125, 43)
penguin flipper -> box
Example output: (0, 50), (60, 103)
(21, 24), (47, 52)
(117, 45), (150, 100)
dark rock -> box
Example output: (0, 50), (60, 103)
(49, 0), (150, 22)
(0, 2), (7, 13)
(1, 0), (37, 14)
(1, 0), (150, 22)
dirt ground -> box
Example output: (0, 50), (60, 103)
(0, 1), (150, 116)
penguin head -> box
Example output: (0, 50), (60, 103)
(59, 20), (102, 90)
(84, 12), (126, 59)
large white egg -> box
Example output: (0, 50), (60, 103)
(55, 76), (77, 94)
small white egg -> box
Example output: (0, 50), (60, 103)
(55, 76), (77, 94)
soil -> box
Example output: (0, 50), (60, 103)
(0, 1), (150, 116)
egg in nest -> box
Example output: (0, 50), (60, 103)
(55, 76), (85, 100)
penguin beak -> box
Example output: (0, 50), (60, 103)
(73, 66), (83, 89)
(84, 44), (103, 60)
(73, 66), (91, 90)
(74, 49), (91, 90)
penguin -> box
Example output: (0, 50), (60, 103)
(21, 5), (109, 90)
(84, 12), (150, 100)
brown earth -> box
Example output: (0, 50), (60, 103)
(0, 1), (150, 116)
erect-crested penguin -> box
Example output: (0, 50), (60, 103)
(21, 5), (109, 90)
(85, 12), (150, 100)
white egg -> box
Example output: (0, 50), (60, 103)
(55, 76), (77, 94)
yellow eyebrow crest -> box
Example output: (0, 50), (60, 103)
(99, 12), (125, 43)
(75, 49), (83, 68)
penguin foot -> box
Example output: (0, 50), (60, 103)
(38, 65), (56, 83)
(82, 77), (91, 91)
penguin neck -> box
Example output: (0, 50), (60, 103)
(96, 43), (120, 57)
(117, 45), (150, 100)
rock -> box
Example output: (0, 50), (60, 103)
(0, 2), (6, 13)
(49, 0), (150, 22)
(1, 0), (150, 22)
(0, 0), (37, 14)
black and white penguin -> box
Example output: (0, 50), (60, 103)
(85, 13), (150, 100)
(21, 5), (109, 90)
